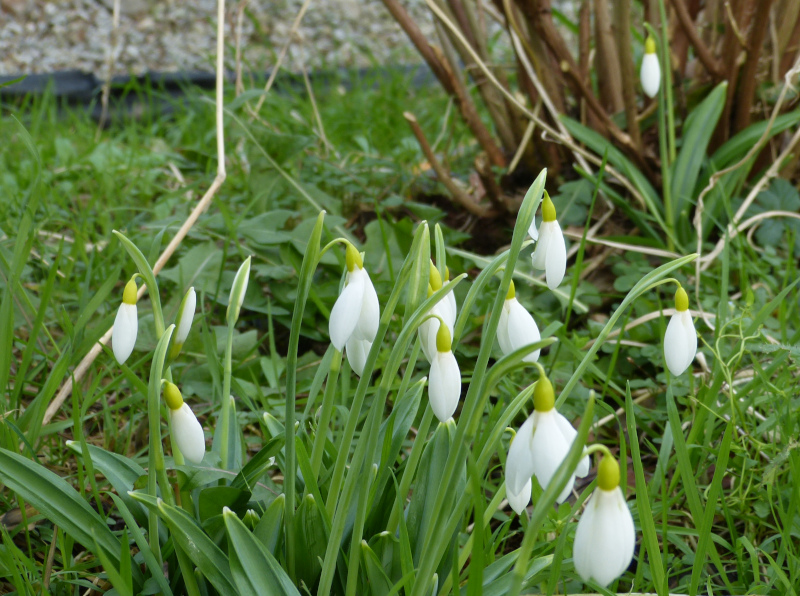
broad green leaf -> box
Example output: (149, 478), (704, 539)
(254, 494), (285, 556)
(670, 82), (727, 224)
(230, 435), (284, 491)
(294, 494), (329, 590)
(130, 491), (237, 595)
(0, 449), (130, 580)
(224, 508), (301, 596)
(362, 541), (393, 596)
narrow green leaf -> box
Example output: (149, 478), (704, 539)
(670, 82), (727, 220)
(130, 491), (237, 595)
(224, 508), (301, 596)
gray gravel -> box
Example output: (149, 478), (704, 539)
(0, 0), (437, 76)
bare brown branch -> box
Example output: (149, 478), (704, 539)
(613, 0), (642, 151)
(670, 0), (724, 77)
(404, 112), (495, 218)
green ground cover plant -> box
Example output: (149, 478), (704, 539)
(1, 3), (800, 596)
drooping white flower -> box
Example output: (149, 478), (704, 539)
(169, 287), (196, 361)
(505, 376), (590, 513)
(329, 244), (380, 372)
(530, 192), (567, 290)
(420, 263), (455, 364)
(640, 36), (660, 98)
(227, 257), (251, 327)
(573, 454), (636, 587)
(164, 382), (206, 464)
(497, 280), (541, 363)
(428, 323), (461, 423)
(663, 285), (697, 376)
(112, 278), (139, 365)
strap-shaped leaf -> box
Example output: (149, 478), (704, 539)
(0, 449), (135, 583)
(130, 491), (236, 595)
(224, 507), (301, 596)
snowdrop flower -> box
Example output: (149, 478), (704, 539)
(664, 285), (697, 376)
(419, 263), (455, 364)
(428, 323), (461, 423)
(505, 376), (589, 513)
(169, 287), (196, 361)
(530, 192), (567, 290)
(163, 381), (206, 464)
(227, 257), (251, 327)
(573, 454), (636, 587)
(329, 244), (380, 374)
(112, 277), (139, 365)
(640, 36), (660, 98)
(497, 280), (541, 363)
(442, 266), (458, 329)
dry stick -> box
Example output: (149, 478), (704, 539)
(383, 0), (506, 168)
(697, 56), (800, 275)
(593, 0), (625, 114)
(96, 0), (121, 137)
(249, 0), (312, 119)
(562, 230), (682, 259)
(613, 0), (642, 151)
(300, 59), (336, 157)
(734, 0), (775, 131)
(234, 0), (249, 97)
(670, 0), (723, 77)
(404, 112), (494, 217)
(43, 0), (229, 427)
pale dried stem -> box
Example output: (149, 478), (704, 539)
(43, 0), (229, 426)
(698, 56), (800, 274)
(562, 230), (682, 259)
(249, 0), (312, 119)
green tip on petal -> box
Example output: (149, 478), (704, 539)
(506, 280), (515, 300)
(163, 381), (184, 410)
(346, 243), (363, 272)
(435, 322), (452, 353)
(542, 192), (557, 222)
(533, 376), (555, 411)
(675, 286), (689, 312)
(429, 261), (443, 291)
(427, 284), (434, 298)
(122, 279), (138, 305)
(644, 36), (657, 55)
(597, 454), (620, 490)
(444, 266), (450, 281)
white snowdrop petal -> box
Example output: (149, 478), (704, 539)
(428, 351), (461, 423)
(506, 416), (536, 496)
(444, 291), (457, 328)
(507, 478), (532, 515)
(346, 337), (371, 377)
(506, 299), (541, 362)
(544, 220), (567, 290)
(529, 410), (575, 503)
(664, 313), (690, 376)
(355, 269), (380, 342)
(641, 53), (661, 98)
(329, 271), (365, 351)
(171, 403), (206, 464)
(528, 216), (539, 241)
(552, 411), (589, 477)
(574, 488), (636, 587)
(419, 315), (437, 364)
(112, 303), (138, 365)
(531, 223), (550, 270)
(496, 301), (513, 356)
(680, 310), (697, 373)
(175, 288), (196, 344)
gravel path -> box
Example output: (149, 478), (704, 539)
(0, 0), (436, 76)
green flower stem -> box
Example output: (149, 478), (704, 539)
(285, 211), (327, 582)
(310, 349), (342, 479)
(409, 170), (546, 596)
(318, 224), (436, 595)
(146, 324), (175, 564)
(218, 323), (235, 470)
(555, 262), (694, 410)
(656, 0), (676, 163)
(113, 230), (165, 338)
